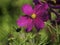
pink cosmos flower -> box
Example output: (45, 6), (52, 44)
(17, 3), (49, 32)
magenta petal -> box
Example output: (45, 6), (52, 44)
(22, 4), (33, 15)
(34, 17), (45, 30)
(34, 3), (48, 15)
(17, 16), (33, 27)
(39, 12), (49, 22)
(26, 24), (33, 32)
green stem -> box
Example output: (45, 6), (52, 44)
(56, 23), (59, 43)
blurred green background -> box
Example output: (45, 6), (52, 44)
(0, 0), (60, 45)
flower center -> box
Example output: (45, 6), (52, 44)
(31, 13), (36, 19)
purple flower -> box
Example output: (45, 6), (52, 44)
(33, 0), (60, 24)
(17, 3), (49, 32)
(33, 0), (40, 5)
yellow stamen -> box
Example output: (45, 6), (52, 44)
(31, 13), (36, 19)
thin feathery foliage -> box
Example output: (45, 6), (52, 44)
(0, 0), (60, 45)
